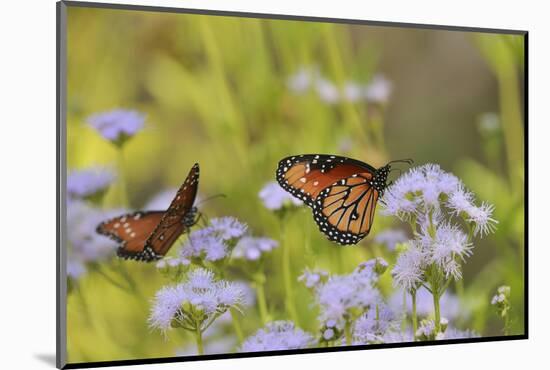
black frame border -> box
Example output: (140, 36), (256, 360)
(56, 1), (529, 369)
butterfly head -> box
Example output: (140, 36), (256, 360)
(183, 206), (200, 227)
(373, 165), (391, 195)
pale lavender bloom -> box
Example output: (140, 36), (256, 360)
(337, 136), (353, 153)
(323, 328), (335, 340)
(67, 167), (115, 199)
(382, 329), (414, 344)
(374, 229), (408, 251)
(353, 304), (398, 344)
(68, 200), (123, 262)
(389, 287), (466, 321)
(298, 268), (329, 288)
(423, 223), (472, 280)
(210, 217), (248, 240)
(416, 319), (436, 339)
(344, 81), (362, 102)
(232, 237), (279, 261)
(314, 262), (382, 323)
(315, 78), (340, 104)
(466, 202), (498, 237)
(259, 181), (303, 210)
(478, 112), (500, 134)
(287, 66), (317, 93)
(67, 258), (86, 279)
(156, 256), (190, 270)
(364, 74), (392, 104)
(442, 327), (480, 339)
(149, 268), (245, 333)
(391, 242), (426, 291)
(240, 321), (314, 352)
(87, 109), (145, 143)
(180, 228), (228, 262)
(446, 184), (475, 215)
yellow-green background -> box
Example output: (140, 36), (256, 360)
(66, 5), (525, 363)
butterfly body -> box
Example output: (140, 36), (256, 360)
(276, 154), (399, 245)
(97, 163), (200, 262)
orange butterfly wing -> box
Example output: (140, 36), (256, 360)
(96, 211), (165, 255)
(96, 163), (200, 262)
(277, 154), (386, 245)
(145, 163), (200, 257)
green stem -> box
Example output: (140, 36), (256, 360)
(280, 220), (298, 324)
(116, 148), (129, 207)
(433, 290), (441, 334)
(195, 328), (204, 355)
(229, 307), (244, 344)
(255, 280), (269, 325)
(344, 319), (353, 346)
(411, 290), (418, 341)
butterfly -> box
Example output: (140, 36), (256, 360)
(276, 154), (412, 245)
(96, 163), (200, 262)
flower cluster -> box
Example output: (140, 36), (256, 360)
(306, 259), (387, 326)
(382, 164), (497, 338)
(232, 237), (279, 261)
(148, 268), (246, 334)
(179, 217), (248, 262)
(67, 200), (126, 278)
(374, 229), (408, 251)
(353, 303), (399, 344)
(86, 109), (145, 146)
(382, 164), (497, 236)
(491, 285), (511, 334)
(287, 66), (392, 105)
(240, 321), (314, 352)
(67, 167), (115, 200)
(258, 181), (302, 211)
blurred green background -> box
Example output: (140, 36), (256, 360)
(66, 6), (525, 363)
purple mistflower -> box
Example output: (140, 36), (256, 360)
(344, 81), (363, 102)
(67, 167), (115, 199)
(374, 229), (408, 251)
(209, 217), (248, 240)
(389, 287), (466, 321)
(232, 236), (279, 261)
(298, 268), (329, 288)
(441, 327), (480, 340)
(422, 222), (472, 280)
(315, 77), (340, 104)
(446, 184), (498, 237)
(180, 228), (228, 262)
(364, 74), (392, 104)
(156, 256), (191, 270)
(86, 109), (145, 145)
(67, 258), (86, 279)
(240, 321), (314, 352)
(382, 329), (414, 344)
(287, 66), (317, 93)
(68, 200), (124, 262)
(314, 262), (382, 324)
(391, 241), (427, 292)
(382, 164), (460, 219)
(259, 181), (303, 211)
(148, 268), (245, 333)
(353, 303), (398, 344)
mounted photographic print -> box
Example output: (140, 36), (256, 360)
(56, 1), (527, 368)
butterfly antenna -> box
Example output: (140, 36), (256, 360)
(196, 193), (226, 207)
(388, 158), (414, 166)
